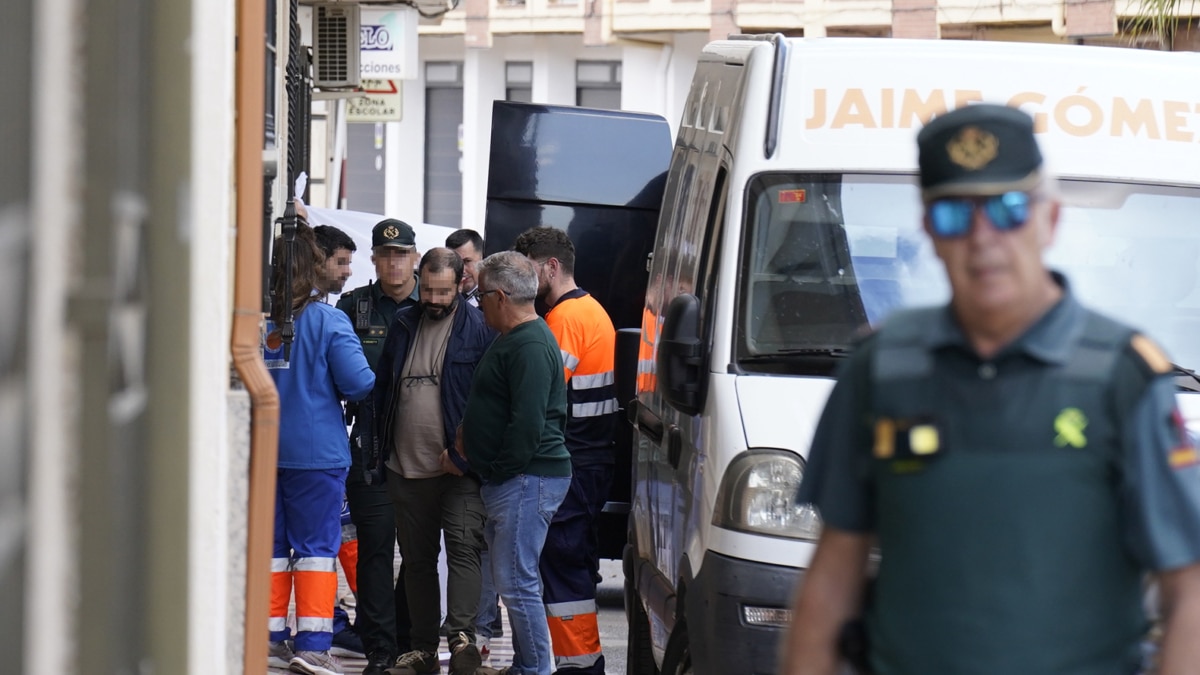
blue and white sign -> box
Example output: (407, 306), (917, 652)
(360, 7), (418, 80)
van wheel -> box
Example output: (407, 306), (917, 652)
(625, 580), (659, 674)
(661, 620), (692, 675)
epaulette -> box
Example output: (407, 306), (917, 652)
(1127, 333), (1173, 378)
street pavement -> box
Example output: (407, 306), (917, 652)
(267, 557), (628, 674)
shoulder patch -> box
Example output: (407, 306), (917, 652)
(1130, 334), (1172, 375)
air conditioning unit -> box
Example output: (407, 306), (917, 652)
(313, 3), (361, 89)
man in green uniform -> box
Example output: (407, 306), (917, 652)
(782, 104), (1200, 675)
(335, 218), (420, 675)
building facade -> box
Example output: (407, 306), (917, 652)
(314, 0), (1198, 232)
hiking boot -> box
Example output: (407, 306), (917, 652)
(329, 627), (365, 658)
(268, 640), (295, 669)
(449, 632), (482, 675)
(393, 649), (439, 674)
(288, 650), (344, 675)
(361, 650), (395, 675)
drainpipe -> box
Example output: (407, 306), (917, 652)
(234, 1), (280, 674)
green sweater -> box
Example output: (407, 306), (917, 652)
(463, 319), (572, 483)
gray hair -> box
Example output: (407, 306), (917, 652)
(478, 250), (538, 303)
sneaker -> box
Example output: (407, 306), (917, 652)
(288, 650), (344, 675)
(490, 611), (504, 637)
(393, 649), (439, 674)
(449, 632), (482, 675)
(269, 640), (295, 669)
(473, 667), (511, 675)
(330, 627), (365, 658)
(478, 638), (491, 666)
(362, 650), (396, 675)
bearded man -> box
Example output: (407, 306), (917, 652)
(372, 247), (497, 675)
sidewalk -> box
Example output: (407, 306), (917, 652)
(265, 547), (515, 675)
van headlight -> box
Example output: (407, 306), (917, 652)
(712, 449), (822, 541)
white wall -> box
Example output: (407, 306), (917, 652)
(190, 0), (236, 673)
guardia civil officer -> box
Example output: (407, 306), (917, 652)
(335, 218), (421, 675)
(782, 104), (1200, 675)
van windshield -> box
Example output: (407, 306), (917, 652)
(737, 173), (1200, 373)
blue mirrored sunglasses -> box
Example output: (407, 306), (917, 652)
(928, 191), (1033, 238)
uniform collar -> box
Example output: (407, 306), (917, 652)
(927, 271), (1082, 365)
(371, 274), (421, 304)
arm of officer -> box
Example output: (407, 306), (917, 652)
(1117, 337), (1200, 673)
(1157, 563), (1200, 673)
(782, 528), (871, 675)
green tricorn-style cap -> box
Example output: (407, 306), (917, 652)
(917, 104), (1043, 201)
(372, 218), (416, 249)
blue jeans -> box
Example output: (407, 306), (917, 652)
(481, 474), (570, 675)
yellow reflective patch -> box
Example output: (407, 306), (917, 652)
(1169, 447), (1200, 469)
(1053, 407), (1088, 448)
(909, 425), (940, 455)
(1131, 334), (1171, 374)
(873, 418), (895, 459)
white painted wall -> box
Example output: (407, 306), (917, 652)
(190, 1), (236, 673)
(27, 0), (80, 672)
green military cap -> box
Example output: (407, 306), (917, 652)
(372, 218), (416, 249)
(917, 104), (1043, 201)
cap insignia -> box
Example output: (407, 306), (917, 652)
(946, 126), (999, 171)
(383, 225), (400, 240)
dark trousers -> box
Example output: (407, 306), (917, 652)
(387, 469), (486, 653)
(346, 471), (412, 658)
(539, 463), (613, 675)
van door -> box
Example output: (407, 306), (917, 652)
(632, 56), (745, 664)
(484, 101), (672, 559)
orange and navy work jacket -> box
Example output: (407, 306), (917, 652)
(637, 306), (659, 394)
(545, 289), (618, 464)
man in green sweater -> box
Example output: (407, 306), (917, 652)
(455, 250), (572, 675)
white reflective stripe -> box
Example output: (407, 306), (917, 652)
(296, 617), (334, 633)
(555, 652), (603, 669)
(271, 558), (291, 573)
(561, 350), (580, 371)
(572, 371), (614, 390)
(572, 399), (619, 418)
(637, 360), (655, 374)
(292, 557), (336, 573)
(546, 599), (598, 617)
(269, 617), (288, 632)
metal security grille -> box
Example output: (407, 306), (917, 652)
(313, 3), (360, 88)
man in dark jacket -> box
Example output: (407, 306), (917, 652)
(373, 248), (496, 675)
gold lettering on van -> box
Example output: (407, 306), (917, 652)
(1054, 89), (1104, 137)
(1163, 101), (1194, 142)
(831, 89), (878, 128)
(881, 89), (895, 129)
(806, 89), (828, 129)
(1110, 98), (1160, 140)
(1007, 92), (1049, 133)
(899, 89), (947, 128)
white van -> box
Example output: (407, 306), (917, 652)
(622, 36), (1200, 674)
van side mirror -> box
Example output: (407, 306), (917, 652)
(657, 293), (705, 416)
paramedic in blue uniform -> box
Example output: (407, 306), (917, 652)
(781, 104), (1200, 675)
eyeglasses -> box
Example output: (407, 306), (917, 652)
(477, 288), (505, 300)
(927, 191), (1033, 239)
(402, 374), (438, 388)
